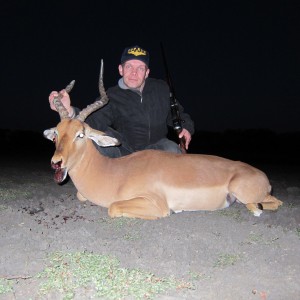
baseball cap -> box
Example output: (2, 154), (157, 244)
(120, 45), (150, 67)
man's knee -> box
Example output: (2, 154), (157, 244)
(146, 139), (182, 154)
(162, 141), (182, 154)
(94, 128), (133, 158)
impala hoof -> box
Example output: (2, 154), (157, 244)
(253, 209), (263, 217)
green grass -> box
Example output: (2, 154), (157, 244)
(286, 202), (296, 209)
(98, 216), (142, 228)
(0, 278), (13, 295)
(245, 232), (264, 244)
(0, 204), (8, 211)
(0, 187), (32, 200)
(242, 232), (280, 245)
(37, 251), (192, 299)
(217, 208), (244, 222)
(123, 232), (141, 241)
(0, 181), (44, 201)
(98, 217), (143, 240)
(213, 253), (241, 268)
(188, 271), (211, 281)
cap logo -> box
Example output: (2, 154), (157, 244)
(127, 47), (147, 57)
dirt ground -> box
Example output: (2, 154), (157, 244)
(0, 143), (300, 299)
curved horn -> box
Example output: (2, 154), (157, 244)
(53, 80), (75, 120)
(99, 59), (108, 100)
(76, 59), (109, 122)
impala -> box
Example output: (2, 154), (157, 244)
(44, 60), (283, 220)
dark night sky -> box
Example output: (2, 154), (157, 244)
(1, 1), (298, 134)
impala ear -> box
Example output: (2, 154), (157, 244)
(88, 129), (120, 147)
(43, 128), (56, 141)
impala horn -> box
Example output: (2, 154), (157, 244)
(52, 80), (75, 120)
(76, 59), (109, 122)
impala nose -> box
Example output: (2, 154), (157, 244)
(51, 160), (62, 170)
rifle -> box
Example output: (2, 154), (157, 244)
(160, 42), (186, 153)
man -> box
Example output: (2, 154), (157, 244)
(49, 45), (194, 157)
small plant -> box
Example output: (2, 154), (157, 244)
(245, 232), (264, 244)
(98, 216), (142, 228)
(287, 203), (294, 209)
(242, 232), (280, 245)
(0, 278), (13, 295)
(0, 187), (32, 200)
(213, 253), (240, 268)
(217, 208), (244, 222)
(188, 271), (211, 281)
(123, 232), (141, 241)
(0, 205), (8, 211)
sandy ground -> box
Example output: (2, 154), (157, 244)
(0, 139), (300, 299)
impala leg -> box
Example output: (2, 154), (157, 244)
(260, 195), (283, 210)
(77, 191), (87, 201)
(246, 203), (263, 217)
(108, 197), (170, 220)
(246, 195), (283, 217)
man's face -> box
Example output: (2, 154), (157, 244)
(119, 59), (150, 90)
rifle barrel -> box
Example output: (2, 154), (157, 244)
(160, 42), (186, 153)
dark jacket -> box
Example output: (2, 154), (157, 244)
(81, 78), (194, 151)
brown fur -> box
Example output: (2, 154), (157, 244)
(44, 119), (283, 219)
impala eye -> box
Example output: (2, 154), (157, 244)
(78, 133), (84, 138)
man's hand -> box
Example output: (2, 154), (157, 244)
(49, 89), (74, 117)
(179, 128), (192, 150)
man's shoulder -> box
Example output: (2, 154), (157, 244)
(107, 84), (119, 94)
(146, 78), (167, 87)
(145, 78), (169, 93)
(106, 84), (132, 104)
